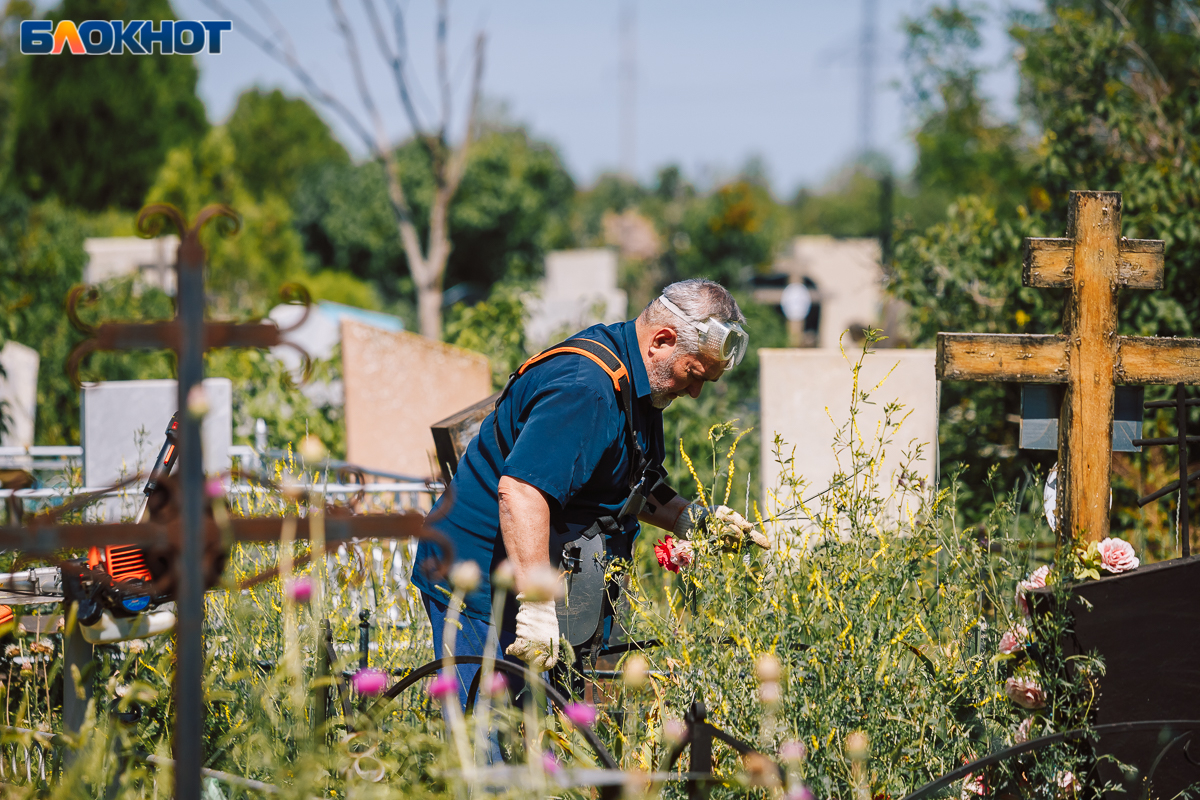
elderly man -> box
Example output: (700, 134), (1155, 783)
(413, 278), (765, 709)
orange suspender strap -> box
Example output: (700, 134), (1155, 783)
(494, 338), (643, 486)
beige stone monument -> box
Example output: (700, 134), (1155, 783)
(341, 319), (492, 479)
(759, 348), (937, 533)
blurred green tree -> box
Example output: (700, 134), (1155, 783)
(888, 1), (1200, 538)
(10, 0), (208, 211)
(226, 88), (350, 202)
(291, 125), (574, 307)
(146, 126), (306, 315)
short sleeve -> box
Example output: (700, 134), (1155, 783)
(502, 385), (616, 508)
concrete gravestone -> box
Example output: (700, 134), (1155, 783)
(82, 379), (232, 521)
(759, 349), (937, 533)
(341, 319), (491, 480)
(84, 236), (180, 293)
(525, 249), (628, 350)
(0, 341), (39, 448)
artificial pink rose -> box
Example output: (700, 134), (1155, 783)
(655, 537), (694, 573)
(1005, 676), (1046, 709)
(961, 772), (986, 799)
(1014, 716), (1035, 744)
(1056, 771), (1080, 797)
(1097, 537), (1139, 574)
(999, 623), (1029, 655)
(1016, 565), (1052, 616)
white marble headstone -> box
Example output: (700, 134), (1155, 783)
(525, 249), (628, 348)
(759, 349), (937, 540)
(81, 379), (232, 521)
(0, 341), (39, 448)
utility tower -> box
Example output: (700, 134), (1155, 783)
(858, 0), (877, 156)
(619, 1), (636, 177)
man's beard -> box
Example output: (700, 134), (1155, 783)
(648, 352), (681, 409)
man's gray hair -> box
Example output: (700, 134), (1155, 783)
(638, 279), (745, 355)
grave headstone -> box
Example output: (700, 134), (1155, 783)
(82, 379), (232, 521)
(0, 341), (39, 448)
(341, 319), (491, 480)
(84, 236), (180, 293)
(525, 249), (628, 349)
(759, 349), (937, 533)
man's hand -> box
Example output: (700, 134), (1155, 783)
(505, 593), (560, 671)
(674, 503), (769, 550)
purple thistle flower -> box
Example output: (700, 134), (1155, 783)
(352, 668), (388, 695)
(285, 577), (312, 604)
(425, 672), (458, 700)
(563, 702), (597, 728)
(485, 672), (508, 696)
(541, 751), (561, 775)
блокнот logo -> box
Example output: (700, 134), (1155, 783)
(20, 20), (231, 55)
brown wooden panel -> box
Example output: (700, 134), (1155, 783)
(1117, 238), (1165, 289)
(1116, 336), (1200, 384)
(1023, 238), (1073, 288)
(1061, 190), (1121, 543)
(936, 333), (1068, 383)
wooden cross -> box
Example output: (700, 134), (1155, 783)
(937, 190), (1200, 543)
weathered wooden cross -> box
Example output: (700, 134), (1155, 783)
(937, 190), (1200, 543)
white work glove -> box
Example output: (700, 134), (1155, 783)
(505, 593), (560, 671)
(676, 503), (770, 550)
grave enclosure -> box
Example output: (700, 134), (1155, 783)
(936, 191), (1200, 798)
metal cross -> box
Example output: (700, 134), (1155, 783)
(0, 204), (450, 800)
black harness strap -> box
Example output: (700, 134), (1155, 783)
(493, 338), (645, 491)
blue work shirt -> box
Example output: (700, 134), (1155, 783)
(412, 320), (666, 623)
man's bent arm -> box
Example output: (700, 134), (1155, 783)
(497, 475), (552, 589)
(639, 491), (690, 534)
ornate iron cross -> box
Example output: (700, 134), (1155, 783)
(0, 204), (449, 800)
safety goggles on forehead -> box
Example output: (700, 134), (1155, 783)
(657, 295), (749, 368)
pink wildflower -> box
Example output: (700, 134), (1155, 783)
(999, 623), (1029, 655)
(425, 672), (456, 700)
(1016, 565), (1052, 616)
(541, 751), (561, 775)
(485, 671), (508, 696)
(285, 577), (312, 604)
(1005, 676), (1046, 709)
(563, 702), (597, 728)
(204, 478), (224, 498)
(786, 786), (815, 800)
(779, 740), (807, 763)
(1097, 537), (1139, 573)
(353, 668), (389, 696)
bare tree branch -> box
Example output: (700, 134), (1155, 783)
(436, 0), (452, 142)
(201, 0), (376, 154)
(361, 0), (427, 139)
(446, 32), (486, 196)
(327, 0), (428, 283)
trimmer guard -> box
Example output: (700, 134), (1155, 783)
(550, 521), (610, 647)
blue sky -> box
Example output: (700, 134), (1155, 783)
(172, 0), (1036, 196)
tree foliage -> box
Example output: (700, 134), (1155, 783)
(10, 0), (208, 210)
(226, 88), (350, 203)
(889, 0), (1200, 534)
